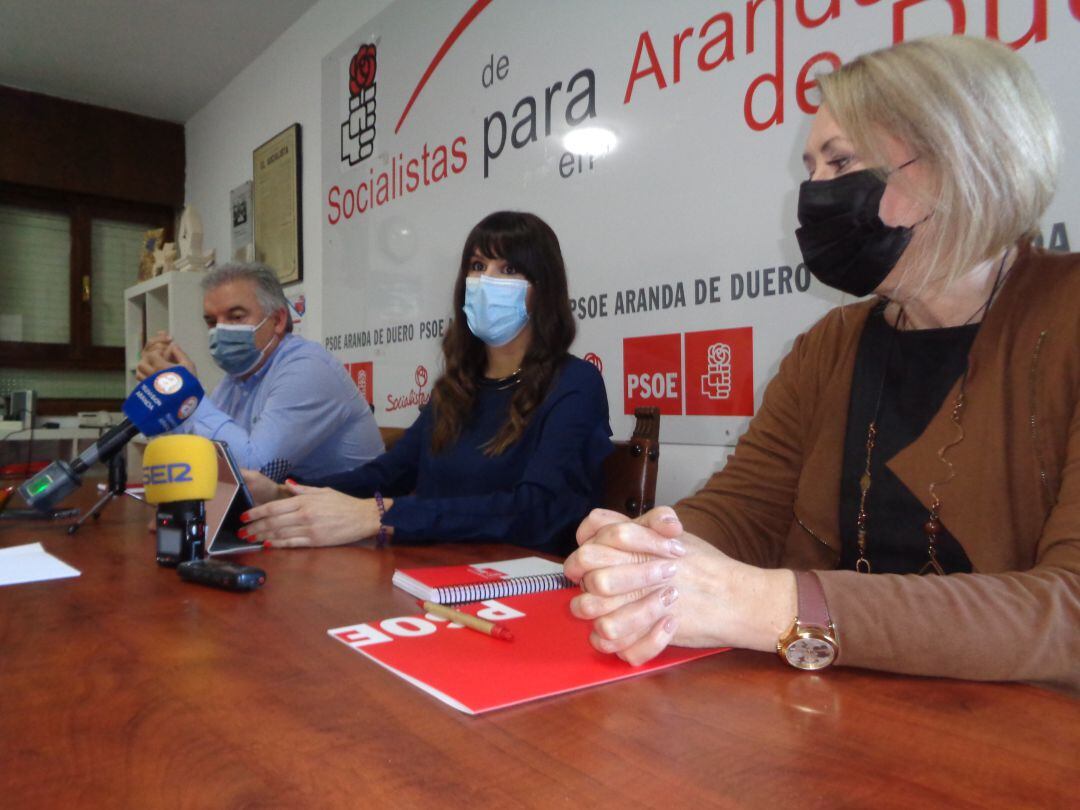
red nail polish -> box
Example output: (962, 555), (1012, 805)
(237, 528), (248, 539)
(262, 540), (272, 549)
(240, 512), (250, 522)
(286, 478), (297, 486)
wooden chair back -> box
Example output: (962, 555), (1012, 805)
(602, 407), (660, 517)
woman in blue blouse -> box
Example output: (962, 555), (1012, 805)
(240, 211), (612, 556)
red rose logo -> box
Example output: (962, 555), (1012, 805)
(349, 44), (377, 97)
(415, 365), (428, 388)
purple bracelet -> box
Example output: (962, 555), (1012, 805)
(373, 490), (389, 548)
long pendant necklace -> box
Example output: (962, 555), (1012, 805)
(854, 251), (1010, 575)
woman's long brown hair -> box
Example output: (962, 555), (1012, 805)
(430, 211), (576, 455)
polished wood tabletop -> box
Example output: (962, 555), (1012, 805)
(1, 489), (1076, 809)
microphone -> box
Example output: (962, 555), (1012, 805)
(143, 434), (218, 567)
(18, 366), (205, 512)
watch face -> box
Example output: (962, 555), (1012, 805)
(785, 637), (836, 670)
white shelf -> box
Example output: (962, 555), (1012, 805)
(124, 271), (223, 396)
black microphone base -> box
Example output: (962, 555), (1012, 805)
(155, 501), (207, 567)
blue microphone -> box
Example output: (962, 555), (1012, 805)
(18, 367), (205, 512)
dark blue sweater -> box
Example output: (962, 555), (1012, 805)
(311, 356), (612, 556)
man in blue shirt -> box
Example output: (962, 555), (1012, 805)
(136, 263), (383, 481)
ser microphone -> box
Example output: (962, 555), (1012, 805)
(19, 366), (205, 512)
(143, 434), (218, 567)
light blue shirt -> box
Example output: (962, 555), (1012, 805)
(183, 333), (383, 481)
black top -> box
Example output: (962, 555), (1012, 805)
(309, 356), (613, 556)
(839, 302), (977, 574)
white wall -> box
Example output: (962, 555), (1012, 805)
(183, 0), (728, 506)
(185, 0), (393, 344)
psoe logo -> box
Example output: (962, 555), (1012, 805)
(684, 328), (754, 417)
(386, 364), (432, 414)
(345, 361), (374, 409)
(341, 43), (377, 166)
(583, 352), (603, 374)
(622, 333), (682, 416)
(469, 566), (508, 581)
(701, 343), (732, 400)
(290, 294), (306, 317)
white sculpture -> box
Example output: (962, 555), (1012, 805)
(152, 242), (179, 275)
(174, 205), (216, 272)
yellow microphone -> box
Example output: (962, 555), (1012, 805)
(143, 435), (218, 567)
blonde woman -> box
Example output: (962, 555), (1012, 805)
(565, 36), (1079, 692)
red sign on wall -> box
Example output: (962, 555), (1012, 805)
(623, 333), (682, 415)
(345, 361), (374, 409)
(684, 327), (754, 416)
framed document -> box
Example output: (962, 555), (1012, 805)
(253, 124), (302, 284)
(230, 181), (253, 262)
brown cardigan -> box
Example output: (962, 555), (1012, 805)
(675, 243), (1080, 691)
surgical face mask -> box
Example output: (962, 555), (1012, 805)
(462, 276), (530, 347)
(208, 314), (275, 376)
(795, 163), (918, 297)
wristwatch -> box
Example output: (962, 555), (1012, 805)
(777, 571), (838, 670)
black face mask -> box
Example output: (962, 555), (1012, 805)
(795, 168), (914, 297)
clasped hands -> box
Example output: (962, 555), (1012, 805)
(565, 507), (796, 665)
(238, 471), (387, 548)
(136, 330), (198, 381)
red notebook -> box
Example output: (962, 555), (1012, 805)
(328, 589), (726, 715)
(391, 556), (570, 603)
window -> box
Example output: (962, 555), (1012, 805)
(0, 205), (71, 344)
(0, 185), (172, 410)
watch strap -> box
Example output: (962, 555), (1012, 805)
(795, 570), (830, 628)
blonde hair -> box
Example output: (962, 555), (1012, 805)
(818, 36), (1061, 289)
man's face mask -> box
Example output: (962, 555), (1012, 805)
(462, 276), (531, 347)
(208, 314), (275, 376)
(795, 159), (919, 297)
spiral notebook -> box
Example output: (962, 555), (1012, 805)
(391, 556), (572, 604)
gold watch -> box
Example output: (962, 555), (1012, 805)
(777, 571), (838, 670)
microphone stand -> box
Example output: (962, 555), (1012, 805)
(68, 450), (150, 535)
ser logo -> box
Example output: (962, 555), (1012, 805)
(144, 463), (193, 485)
(341, 43), (377, 166)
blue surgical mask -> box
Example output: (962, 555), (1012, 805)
(463, 276), (530, 347)
(208, 315), (275, 376)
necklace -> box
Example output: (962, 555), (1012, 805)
(481, 368), (523, 391)
(854, 252), (1009, 575)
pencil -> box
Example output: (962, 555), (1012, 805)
(422, 600), (514, 642)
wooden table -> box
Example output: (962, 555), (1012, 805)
(1, 490), (1076, 809)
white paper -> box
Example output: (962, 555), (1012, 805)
(230, 181), (253, 261)
(0, 542), (81, 587)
